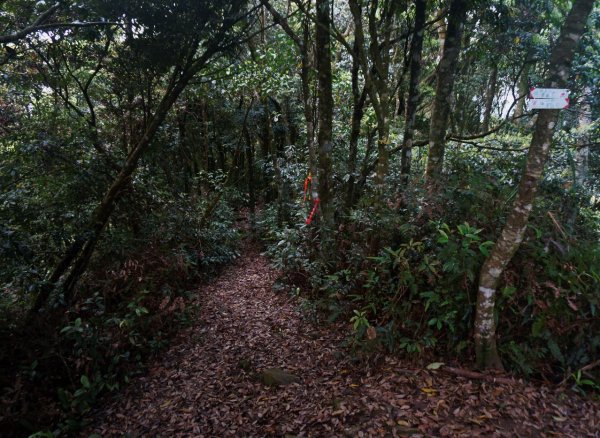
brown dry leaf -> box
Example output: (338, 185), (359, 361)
(420, 387), (437, 395)
(366, 326), (377, 340)
(566, 297), (578, 311)
(80, 238), (600, 438)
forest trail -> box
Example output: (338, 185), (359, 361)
(86, 243), (600, 437)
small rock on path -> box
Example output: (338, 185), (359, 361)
(85, 244), (600, 437)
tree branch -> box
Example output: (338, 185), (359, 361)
(1, 20), (119, 44)
(451, 139), (527, 152)
(260, 0), (303, 49)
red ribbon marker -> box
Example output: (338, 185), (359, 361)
(303, 173), (312, 202)
(306, 199), (320, 225)
(302, 172), (320, 225)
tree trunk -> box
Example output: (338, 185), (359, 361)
(369, 2), (397, 187)
(348, 0), (396, 187)
(316, 0), (333, 228)
(177, 109), (191, 194)
(357, 128), (378, 196)
(436, 10), (446, 62)
(284, 97), (297, 146)
(481, 64), (498, 133)
(566, 87), (592, 231)
(424, 0), (467, 182)
(400, 0), (427, 184)
(473, 0), (594, 370)
(213, 107), (226, 172)
(269, 97), (290, 225)
(30, 42), (222, 314)
(260, 1), (318, 200)
(574, 88), (591, 188)
(345, 37), (367, 210)
(242, 99), (256, 226)
(513, 50), (534, 118)
(201, 102), (212, 195)
(260, 98), (277, 206)
(376, 117), (390, 185)
(302, 20), (319, 203)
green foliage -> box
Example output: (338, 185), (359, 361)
(1, 1), (599, 435)
(0, 144), (241, 434)
(264, 142), (600, 386)
(570, 369), (600, 396)
(496, 238), (600, 380)
(28, 193), (239, 434)
(342, 221), (489, 357)
(347, 309), (377, 354)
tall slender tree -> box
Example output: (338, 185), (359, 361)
(400, 0), (427, 183)
(574, 88), (592, 188)
(315, 0), (333, 227)
(424, 0), (467, 182)
(473, 0), (595, 370)
(348, 0), (400, 186)
(260, 0), (319, 202)
(31, 1), (251, 314)
(481, 64), (498, 133)
(345, 35), (368, 209)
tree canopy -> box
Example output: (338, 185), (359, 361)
(1, 0), (599, 434)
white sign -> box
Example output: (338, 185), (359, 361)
(527, 97), (569, 109)
(529, 88), (569, 99)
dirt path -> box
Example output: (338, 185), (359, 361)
(86, 244), (600, 437)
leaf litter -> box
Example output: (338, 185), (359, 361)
(84, 243), (600, 437)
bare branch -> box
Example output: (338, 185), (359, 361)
(260, 0), (302, 49)
(448, 109), (531, 142)
(1, 19), (119, 44)
(451, 139), (527, 152)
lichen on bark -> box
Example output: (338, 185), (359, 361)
(473, 0), (595, 370)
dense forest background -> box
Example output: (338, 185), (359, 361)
(1, 0), (599, 434)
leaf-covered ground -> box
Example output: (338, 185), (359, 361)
(85, 244), (600, 437)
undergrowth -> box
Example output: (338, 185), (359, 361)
(0, 190), (240, 436)
(260, 153), (600, 394)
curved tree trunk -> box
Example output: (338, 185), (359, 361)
(30, 36), (230, 314)
(473, 0), (595, 370)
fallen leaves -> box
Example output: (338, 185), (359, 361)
(83, 242), (600, 437)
